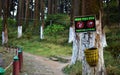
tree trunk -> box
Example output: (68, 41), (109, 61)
(33, 0), (40, 28)
(70, 0), (106, 75)
(29, 0), (34, 19)
(81, 0), (106, 75)
(54, 0), (58, 14)
(18, 0), (23, 38)
(48, 0), (52, 14)
(119, 0), (120, 10)
(48, 0), (58, 14)
(70, 0), (82, 65)
(40, 0), (44, 39)
(2, 0), (9, 45)
(0, 0), (2, 17)
(25, 0), (30, 31)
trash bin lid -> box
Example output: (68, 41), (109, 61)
(0, 67), (5, 73)
(14, 56), (19, 61)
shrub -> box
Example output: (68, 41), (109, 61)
(44, 24), (65, 36)
(7, 18), (17, 27)
(45, 14), (70, 27)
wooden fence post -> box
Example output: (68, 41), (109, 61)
(13, 56), (19, 75)
(18, 48), (23, 72)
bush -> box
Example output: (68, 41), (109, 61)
(104, 51), (120, 75)
(7, 18), (17, 27)
(45, 14), (70, 27)
(105, 42), (120, 58)
(44, 24), (65, 36)
(106, 27), (120, 58)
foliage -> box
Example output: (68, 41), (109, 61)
(103, 0), (120, 24)
(45, 14), (70, 27)
(104, 25), (120, 74)
(105, 26), (120, 58)
(104, 51), (120, 75)
(44, 24), (65, 36)
(7, 18), (17, 27)
(44, 24), (65, 43)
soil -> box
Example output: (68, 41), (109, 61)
(20, 52), (69, 75)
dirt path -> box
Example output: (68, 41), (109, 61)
(21, 52), (69, 75)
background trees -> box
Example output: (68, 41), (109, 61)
(2, 0), (9, 45)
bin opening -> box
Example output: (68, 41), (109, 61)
(88, 47), (97, 50)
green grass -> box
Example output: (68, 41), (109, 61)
(8, 29), (72, 58)
(63, 61), (82, 75)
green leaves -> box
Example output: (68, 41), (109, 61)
(44, 24), (65, 36)
(45, 14), (70, 27)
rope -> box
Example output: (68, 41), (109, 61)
(5, 61), (13, 71)
(2, 46), (19, 71)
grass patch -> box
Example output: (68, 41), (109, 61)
(104, 51), (120, 75)
(8, 29), (72, 57)
(63, 61), (82, 75)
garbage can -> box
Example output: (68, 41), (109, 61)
(84, 47), (99, 67)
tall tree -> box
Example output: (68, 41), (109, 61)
(33, 0), (40, 28)
(48, 0), (52, 14)
(2, 0), (9, 45)
(81, 0), (106, 75)
(40, 0), (45, 39)
(17, 0), (24, 38)
(25, 0), (30, 31)
(70, 0), (82, 65)
(119, 0), (120, 12)
(0, 0), (2, 17)
(70, 0), (107, 75)
(54, 0), (58, 14)
(48, 0), (58, 14)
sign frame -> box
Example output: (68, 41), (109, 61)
(74, 15), (96, 33)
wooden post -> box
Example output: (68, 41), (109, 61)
(13, 56), (19, 75)
(18, 48), (23, 72)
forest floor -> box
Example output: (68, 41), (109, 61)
(20, 52), (70, 75)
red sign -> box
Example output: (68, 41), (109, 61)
(76, 22), (84, 29)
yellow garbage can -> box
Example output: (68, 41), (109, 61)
(84, 48), (99, 67)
